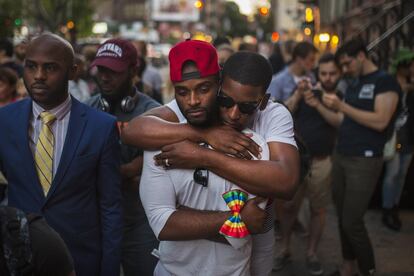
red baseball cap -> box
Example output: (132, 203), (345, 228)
(169, 39), (219, 82)
(91, 38), (137, 72)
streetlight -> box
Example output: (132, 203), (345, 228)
(319, 33), (330, 42)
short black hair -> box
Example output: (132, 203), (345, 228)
(292, 42), (317, 61)
(335, 38), (367, 62)
(318, 53), (338, 67)
(222, 51), (273, 91)
(0, 38), (14, 57)
(213, 36), (231, 48)
(0, 67), (18, 98)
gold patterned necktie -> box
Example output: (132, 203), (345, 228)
(35, 111), (56, 196)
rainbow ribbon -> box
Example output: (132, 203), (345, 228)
(219, 189), (250, 238)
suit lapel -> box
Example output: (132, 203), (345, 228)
(46, 98), (87, 200)
(16, 99), (46, 199)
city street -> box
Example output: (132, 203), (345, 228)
(272, 204), (414, 276)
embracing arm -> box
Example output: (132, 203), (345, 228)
(155, 140), (299, 199)
(121, 106), (203, 149)
(203, 142), (298, 199)
(161, 197), (266, 241)
(122, 105), (261, 158)
(159, 208), (230, 241)
(140, 151), (265, 241)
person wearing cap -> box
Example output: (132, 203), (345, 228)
(0, 33), (122, 276)
(137, 40), (269, 276)
(123, 40), (299, 275)
(381, 48), (414, 231)
(87, 38), (160, 276)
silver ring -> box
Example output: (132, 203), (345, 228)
(164, 158), (170, 167)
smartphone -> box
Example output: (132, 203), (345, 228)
(311, 88), (323, 99)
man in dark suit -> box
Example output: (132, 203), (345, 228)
(0, 33), (122, 276)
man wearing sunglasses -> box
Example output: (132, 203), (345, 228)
(124, 40), (299, 275)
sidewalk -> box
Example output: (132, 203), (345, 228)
(272, 204), (414, 276)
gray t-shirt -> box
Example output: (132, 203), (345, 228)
(267, 67), (316, 101)
(87, 90), (160, 223)
(87, 91), (160, 163)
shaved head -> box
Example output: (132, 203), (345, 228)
(27, 33), (75, 67)
(23, 33), (77, 109)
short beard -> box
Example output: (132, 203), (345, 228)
(321, 80), (339, 92)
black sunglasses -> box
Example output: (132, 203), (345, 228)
(193, 143), (209, 187)
(217, 88), (261, 115)
(193, 168), (209, 187)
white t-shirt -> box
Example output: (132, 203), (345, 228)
(140, 131), (269, 276)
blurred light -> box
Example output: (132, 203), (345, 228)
(92, 22), (108, 34)
(183, 32), (191, 40)
(14, 18), (22, 26)
(304, 27), (312, 36)
(319, 33), (330, 42)
(305, 7), (314, 22)
(193, 32), (208, 41)
(60, 26), (68, 34)
(295, 33), (304, 42)
(21, 26), (29, 36)
(271, 32), (280, 42)
(259, 7), (269, 16)
(313, 34), (319, 45)
(194, 0), (203, 9)
(331, 35), (339, 45)
(243, 35), (256, 44)
(66, 20), (75, 29)
(171, 30), (181, 39)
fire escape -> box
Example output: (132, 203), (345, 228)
(338, 0), (414, 69)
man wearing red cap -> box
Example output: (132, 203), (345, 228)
(124, 40), (299, 275)
(87, 38), (161, 276)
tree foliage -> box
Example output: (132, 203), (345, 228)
(28, 0), (94, 36)
(0, 0), (24, 38)
(218, 1), (251, 38)
(0, 0), (94, 38)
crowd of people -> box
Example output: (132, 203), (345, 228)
(0, 32), (412, 276)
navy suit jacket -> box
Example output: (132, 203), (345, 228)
(0, 97), (122, 276)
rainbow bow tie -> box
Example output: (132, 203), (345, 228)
(219, 189), (250, 238)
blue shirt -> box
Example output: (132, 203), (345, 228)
(267, 67), (315, 102)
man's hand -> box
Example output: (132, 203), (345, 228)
(303, 90), (321, 108)
(120, 156), (143, 180)
(154, 140), (207, 169)
(240, 197), (267, 234)
(322, 93), (343, 111)
(285, 78), (311, 112)
(201, 125), (262, 159)
(297, 78), (311, 95)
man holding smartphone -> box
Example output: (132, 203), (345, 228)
(274, 53), (342, 275)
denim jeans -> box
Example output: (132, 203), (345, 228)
(382, 152), (414, 209)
